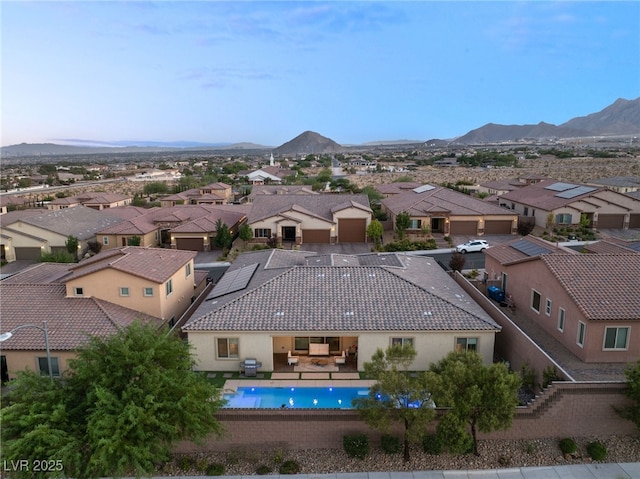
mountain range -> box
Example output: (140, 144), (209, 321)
(2, 97), (638, 157)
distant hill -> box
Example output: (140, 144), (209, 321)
(273, 130), (343, 155)
(453, 97), (639, 144)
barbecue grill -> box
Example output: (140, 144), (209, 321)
(241, 358), (262, 377)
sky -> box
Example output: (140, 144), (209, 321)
(1, 1), (639, 147)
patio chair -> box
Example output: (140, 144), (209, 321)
(287, 350), (299, 365)
(334, 350), (346, 365)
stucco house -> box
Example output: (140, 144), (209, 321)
(246, 193), (372, 245)
(380, 184), (518, 236)
(498, 179), (640, 230)
(159, 183), (233, 207)
(46, 193), (132, 210)
(248, 185), (317, 202)
(183, 249), (502, 372)
(484, 235), (640, 363)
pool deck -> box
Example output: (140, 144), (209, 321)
(222, 377), (375, 393)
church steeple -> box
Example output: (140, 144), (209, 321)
(269, 152), (275, 166)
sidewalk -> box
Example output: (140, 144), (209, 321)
(127, 462), (640, 478)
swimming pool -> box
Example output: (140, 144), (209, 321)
(222, 386), (370, 409)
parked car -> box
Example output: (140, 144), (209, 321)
(455, 239), (489, 253)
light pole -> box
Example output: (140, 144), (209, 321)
(0, 321), (53, 380)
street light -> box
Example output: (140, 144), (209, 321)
(0, 321), (53, 380)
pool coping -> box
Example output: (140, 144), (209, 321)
(222, 378), (376, 393)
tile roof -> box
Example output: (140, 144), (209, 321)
(583, 239), (640, 254)
(249, 185), (317, 199)
(184, 252), (500, 333)
(0, 263), (72, 284)
(484, 235), (575, 265)
(0, 283), (161, 350)
(64, 246), (196, 283)
(499, 179), (609, 210)
(247, 193), (371, 223)
(540, 254), (640, 320)
(381, 185), (512, 216)
(375, 182), (423, 195)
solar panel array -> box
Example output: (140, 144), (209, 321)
(413, 184), (436, 193)
(207, 262), (260, 299)
(555, 186), (597, 199)
(545, 182), (577, 191)
(510, 239), (553, 257)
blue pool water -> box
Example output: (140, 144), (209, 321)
(222, 386), (370, 409)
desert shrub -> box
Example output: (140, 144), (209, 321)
(422, 434), (442, 455)
(586, 441), (607, 461)
(343, 433), (370, 459)
(542, 366), (562, 388)
(39, 251), (76, 263)
(176, 455), (193, 471)
(279, 460), (300, 474)
(380, 434), (402, 454)
(558, 437), (577, 455)
(205, 463), (225, 476)
(520, 362), (537, 391)
(271, 447), (285, 464)
(256, 465), (272, 475)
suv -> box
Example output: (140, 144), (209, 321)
(455, 239), (489, 253)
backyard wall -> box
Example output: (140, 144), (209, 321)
(174, 382), (634, 453)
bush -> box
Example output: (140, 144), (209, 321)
(542, 366), (562, 388)
(278, 460), (300, 474)
(586, 441), (607, 461)
(422, 434), (442, 455)
(176, 455), (193, 471)
(558, 437), (577, 455)
(380, 434), (402, 454)
(205, 463), (225, 476)
(256, 465), (272, 475)
(343, 433), (370, 459)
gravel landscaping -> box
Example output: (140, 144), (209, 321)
(161, 436), (640, 476)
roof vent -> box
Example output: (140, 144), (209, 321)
(423, 311), (432, 316)
(275, 311), (285, 316)
(344, 311), (354, 316)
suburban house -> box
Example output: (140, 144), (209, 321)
(484, 235), (640, 363)
(380, 184), (518, 236)
(498, 179), (640, 229)
(374, 182), (423, 198)
(0, 205), (127, 262)
(477, 175), (550, 197)
(239, 168), (284, 185)
(46, 193), (132, 210)
(98, 204), (249, 251)
(183, 249), (502, 372)
(245, 193), (372, 245)
(159, 182), (233, 207)
(248, 185), (317, 202)
(587, 176), (640, 195)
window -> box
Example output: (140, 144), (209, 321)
(577, 321), (586, 347)
(217, 337), (239, 359)
(391, 337), (414, 347)
(38, 357), (60, 377)
(74, 287), (84, 296)
(524, 207), (529, 216)
(255, 228), (271, 238)
(166, 279), (173, 296)
(119, 287), (130, 297)
(603, 327), (629, 350)
(557, 308), (565, 332)
(545, 298), (552, 316)
(556, 213), (572, 225)
(409, 219), (421, 229)
(143, 287), (154, 297)
(102, 236), (109, 245)
(185, 263), (191, 278)
(456, 337), (478, 352)
(531, 290), (541, 313)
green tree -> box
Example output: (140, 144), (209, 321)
(366, 219), (384, 247)
(361, 185), (383, 206)
(239, 223), (253, 243)
(142, 182), (169, 195)
(127, 235), (141, 246)
(1, 322), (225, 479)
(427, 351), (521, 456)
(214, 219), (232, 250)
(353, 345), (435, 462)
(615, 359), (640, 431)
(395, 212), (411, 240)
(65, 235), (79, 257)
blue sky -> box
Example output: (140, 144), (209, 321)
(2, 1), (638, 147)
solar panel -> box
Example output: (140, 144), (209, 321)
(626, 242), (640, 252)
(413, 184), (436, 193)
(510, 239), (553, 257)
(555, 186), (597, 199)
(544, 182), (577, 192)
(207, 263), (260, 299)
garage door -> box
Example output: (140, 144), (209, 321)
(302, 229), (330, 243)
(338, 218), (366, 243)
(175, 237), (205, 251)
(449, 221), (478, 235)
(629, 214), (640, 229)
(15, 247), (41, 260)
(597, 214), (625, 229)
(484, 220), (513, 234)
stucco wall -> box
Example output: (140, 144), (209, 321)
(3, 351), (77, 380)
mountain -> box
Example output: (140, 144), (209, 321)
(273, 130), (343, 155)
(453, 97), (639, 144)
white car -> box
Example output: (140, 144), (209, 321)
(455, 240), (489, 253)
